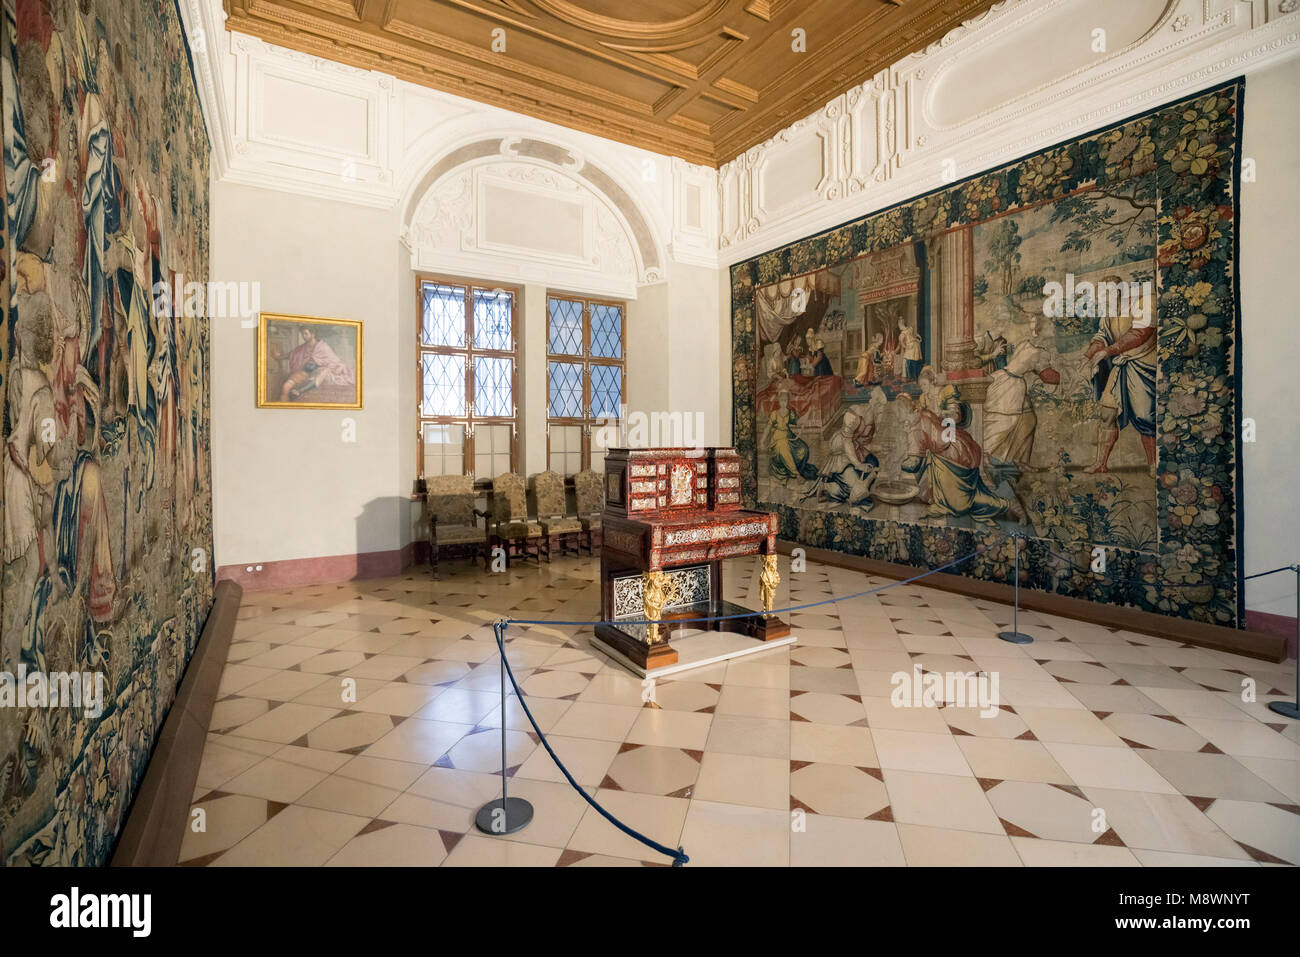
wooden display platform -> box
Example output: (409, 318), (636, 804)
(593, 601), (795, 677)
(594, 599), (790, 672)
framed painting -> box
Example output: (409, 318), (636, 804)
(257, 313), (364, 409)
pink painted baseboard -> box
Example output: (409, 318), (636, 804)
(217, 543), (417, 591)
(1245, 610), (1298, 659)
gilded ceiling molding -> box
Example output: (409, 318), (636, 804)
(221, 0), (1003, 165)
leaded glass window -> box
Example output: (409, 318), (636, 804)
(418, 277), (517, 478)
(548, 361), (584, 419)
(545, 293), (626, 475)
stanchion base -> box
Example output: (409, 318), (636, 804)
(997, 630), (1034, 644)
(475, 797), (534, 835)
(1267, 700), (1300, 720)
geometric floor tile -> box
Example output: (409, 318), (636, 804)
(791, 762), (890, 819)
(185, 554), (1297, 867)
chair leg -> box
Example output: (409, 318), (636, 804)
(431, 540), (439, 579)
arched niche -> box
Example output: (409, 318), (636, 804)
(400, 136), (664, 298)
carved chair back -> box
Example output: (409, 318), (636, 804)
(533, 470), (567, 519)
(426, 474), (475, 527)
(492, 472), (528, 524)
(574, 469), (603, 517)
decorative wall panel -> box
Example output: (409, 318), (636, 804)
(1, 0), (213, 865)
(731, 81), (1244, 625)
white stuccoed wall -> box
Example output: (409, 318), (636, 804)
(187, 0), (1300, 620)
(1238, 54), (1300, 622)
(210, 183), (406, 565)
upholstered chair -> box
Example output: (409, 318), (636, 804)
(425, 474), (488, 576)
(490, 472), (542, 563)
(533, 470), (582, 560)
(574, 468), (604, 555)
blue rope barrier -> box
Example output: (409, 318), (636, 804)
(490, 620), (689, 867)
(478, 535), (1298, 864)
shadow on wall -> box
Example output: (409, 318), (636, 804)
(355, 497), (415, 578)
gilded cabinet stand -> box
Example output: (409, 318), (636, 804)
(594, 447), (790, 672)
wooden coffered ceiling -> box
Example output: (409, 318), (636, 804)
(223, 0), (999, 167)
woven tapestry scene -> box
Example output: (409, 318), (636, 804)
(732, 82), (1242, 627)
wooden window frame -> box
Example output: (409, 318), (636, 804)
(545, 291), (627, 473)
(416, 273), (521, 479)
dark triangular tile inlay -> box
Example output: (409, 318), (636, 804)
(790, 796), (816, 815)
(1236, 840), (1290, 865)
(1094, 827), (1126, 847)
(1049, 782), (1087, 800)
(1000, 817), (1037, 838)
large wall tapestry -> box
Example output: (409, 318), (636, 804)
(0, 0), (212, 864)
(732, 81), (1243, 627)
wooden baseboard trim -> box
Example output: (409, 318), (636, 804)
(110, 579), (244, 866)
(779, 540), (1287, 663)
(1245, 610), (1298, 658)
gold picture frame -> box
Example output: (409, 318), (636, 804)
(257, 312), (363, 409)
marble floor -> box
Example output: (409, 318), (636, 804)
(183, 554), (1300, 866)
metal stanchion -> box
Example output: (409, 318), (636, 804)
(476, 621), (534, 834)
(1267, 565), (1300, 721)
(997, 533), (1034, 644)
